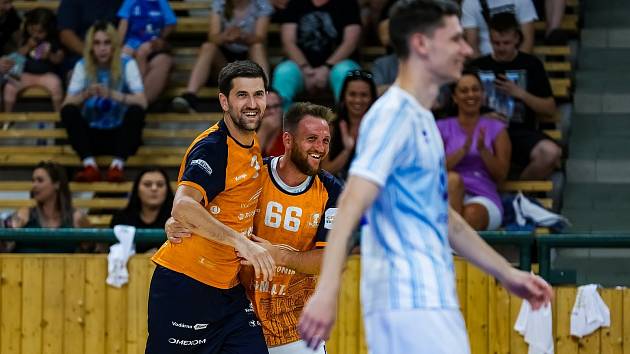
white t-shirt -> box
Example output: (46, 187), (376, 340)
(461, 0), (538, 56)
(68, 56), (144, 129)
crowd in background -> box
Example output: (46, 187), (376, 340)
(0, 0), (567, 251)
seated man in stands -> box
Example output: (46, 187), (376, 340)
(60, 21), (148, 182)
(3, 161), (92, 253)
(271, 0), (362, 110)
(462, 0), (538, 57)
(470, 12), (560, 180)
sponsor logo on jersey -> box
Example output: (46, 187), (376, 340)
(169, 338), (207, 346)
(324, 208), (338, 229)
(190, 159), (213, 176)
(209, 205), (221, 214)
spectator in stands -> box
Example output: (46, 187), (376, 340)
(2, 161), (92, 253)
(321, 69), (376, 180)
(117, 0), (176, 104)
(271, 0), (362, 110)
(470, 12), (560, 180)
(3, 8), (64, 112)
(461, 0), (538, 57)
(171, 0), (273, 113)
(0, 0), (21, 54)
(110, 167), (174, 252)
(257, 89), (285, 157)
(60, 21), (147, 183)
(438, 71), (511, 231)
(57, 0), (122, 75)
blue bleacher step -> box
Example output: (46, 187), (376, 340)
(571, 113), (630, 139)
(567, 158), (630, 183)
(563, 183), (630, 210)
(576, 71), (630, 94)
(578, 48), (630, 71)
(562, 208), (630, 233)
(574, 92), (630, 114)
(582, 29), (630, 48)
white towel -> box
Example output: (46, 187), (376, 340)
(570, 284), (610, 337)
(513, 192), (569, 227)
(514, 301), (554, 354)
(106, 225), (136, 288)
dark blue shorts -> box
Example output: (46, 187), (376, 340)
(145, 265), (269, 354)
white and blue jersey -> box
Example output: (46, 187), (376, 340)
(349, 85), (459, 315)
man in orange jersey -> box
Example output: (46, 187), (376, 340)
(166, 102), (343, 354)
(146, 60), (275, 354)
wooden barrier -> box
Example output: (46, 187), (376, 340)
(0, 254), (626, 354)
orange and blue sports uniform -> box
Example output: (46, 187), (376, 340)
(241, 156), (343, 347)
(146, 120), (268, 354)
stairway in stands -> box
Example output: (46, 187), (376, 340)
(563, 0), (630, 232)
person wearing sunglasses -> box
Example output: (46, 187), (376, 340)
(321, 69), (377, 180)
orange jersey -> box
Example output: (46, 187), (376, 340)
(152, 120), (263, 289)
(241, 156), (343, 346)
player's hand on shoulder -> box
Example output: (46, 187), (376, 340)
(500, 267), (553, 310)
(165, 217), (191, 244)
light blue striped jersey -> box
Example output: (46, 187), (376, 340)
(349, 85), (459, 315)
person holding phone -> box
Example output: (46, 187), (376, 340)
(470, 12), (560, 180)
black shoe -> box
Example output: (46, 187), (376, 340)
(544, 29), (569, 45)
(172, 92), (199, 113)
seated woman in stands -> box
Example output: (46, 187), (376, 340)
(60, 21), (148, 183)
(437, 70), (512, 231)
(321, 69), (377, 180)
(110, 167), (174, 252)
(117, 0), (176, 104)
(3, 161), (92, 252)
(171, 0), (273, 113)
(3, 8), (64, 112)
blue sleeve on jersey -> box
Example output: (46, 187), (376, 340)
(159, 0), (177, 25)
(314, 171), (344, 245)
(181, 134), (228, 205)
(117, 0), (134, 19)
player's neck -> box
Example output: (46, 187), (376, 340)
(223, 116), (255, 146)
(276, 155), (309, 187)
(397, 60), (439, 110)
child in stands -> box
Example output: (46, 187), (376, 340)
(3, 8), (64, 112)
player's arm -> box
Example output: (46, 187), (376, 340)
(447, 206), (553, 308)
(171, 185), (276, 281)
(252, 237), (324, 275)
(299, 175), (379, 349)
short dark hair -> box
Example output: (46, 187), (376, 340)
(488, 12), (523, 46)
(283, 102), (334, 134)
(389, 0), (460, 59)
(489, 12), (520, 33)
(217, 60), (268, 95)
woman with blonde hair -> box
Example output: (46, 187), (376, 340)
(60, 21), (148, 183)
